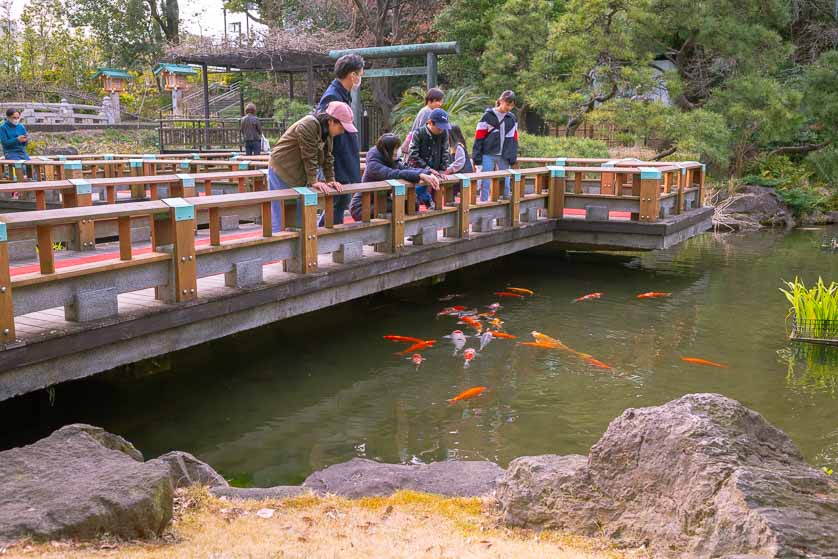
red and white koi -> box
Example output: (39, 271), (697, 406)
(411, 353), (426, 369)
(494, 291), (524, 299)
(636, 292), (671, 299)
(443, 330), (468, 355)
(573, 292), (603, 303)
(463, 348), (477, 368)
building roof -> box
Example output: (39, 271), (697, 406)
(153, 63), (198, 76)
(92, 68), (132, 79)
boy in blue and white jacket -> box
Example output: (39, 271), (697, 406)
(472, 90), (518, 201)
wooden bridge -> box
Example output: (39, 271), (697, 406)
(0, 157), (712, 401)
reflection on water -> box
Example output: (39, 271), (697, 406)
(1, 227), (837, 486)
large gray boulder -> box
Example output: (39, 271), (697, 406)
(303, 458), (504, 498)
(157, 450), (229, 489)
(0, 424), (173, 545)
(496, 394), (838, 558)
(725, 185), (795, 227)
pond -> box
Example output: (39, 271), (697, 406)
(2, 227), (837, 486)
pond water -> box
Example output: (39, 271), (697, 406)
(2, 227), (837, 486)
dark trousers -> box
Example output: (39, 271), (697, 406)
(244, 140), (261, 156)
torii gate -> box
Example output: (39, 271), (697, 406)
(327, 42), (460, 144)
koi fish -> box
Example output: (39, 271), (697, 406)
(463, 348), (478, 368)
(398, 340), (436, 355)
(447, 385), (486, 404)
(437, 305), (467, 316)
(579, 354), (612, 370)
(478, 311), (497, 318)
(573, 292), (603, 303)
(506, 287), (534, 296)
(489, 331), (517, 340)
(459, 315), (483, 333)
(489, 318), (504, 329)
(494, 291), (524, 298)
(681, 357), (728, 368)
(479, 331), (494, 351)
(383, 335), (426, 344)
(531, 331), (565, 348)
(517, 341), (558, 349)
(411, 353), (425, 368)
(636, 292), (671, 299)
(443, 330), (468, 355)
(486, 303), (502, 311)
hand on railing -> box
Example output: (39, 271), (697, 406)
(420, 173), (440, 191)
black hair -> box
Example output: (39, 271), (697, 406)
(6, 108), (19, 118)
(375, 133), (402, 165)
(334, 54), (365, 79)
(496, 90), (516, 106)
(425, 88), (444, 104)
(448, 125), (467, 149)
(315, 112), (340, 139)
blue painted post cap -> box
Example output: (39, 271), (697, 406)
(69, 178), (92, 195)
(0, 221), (6, 242)
(191, 153), (201, 159)
(639, 167), (663, 180)
(454, 174), (471, 189)
(63, 161), (82, 170)
(13, 161), (22, 169)
(129, 159), (143, 168)
(57, 155), (67, 161)
(547, 166), (566, 178)
(554, 158), (567, 166)
(387, 179), (406, 195)
(292, 187), (319, 206)
(162, 197), (195, 221)
(179, 160), (191, 169)
(511, 170), (521, 182)
(103, 154), (114, 160)
(176, 174), (195, 187)
(237, 162), (249, 170)
(143, 153), (155, 159)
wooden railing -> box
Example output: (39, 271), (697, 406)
(0, 162), (707, 341)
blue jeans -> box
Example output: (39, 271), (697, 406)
(479, 154), (510, 201)
(244, 140), (261, 156)
(268, 168), (298, 232)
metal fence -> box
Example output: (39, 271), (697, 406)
(158, 117), (288, 153)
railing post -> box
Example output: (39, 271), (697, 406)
(68, 179), (95, 251)
(285, 187), (318, 273)
(388, 179), (405, 251)
(547, 166), (566, 219)
(510, 170), (522, 226)
(0, 221), (14, 341)
(129, 159), (145, 199)
(676, 165), (686, 214)
(454, 175), (470, 238)
(161, 198), (197, 302)
(639, 167), (662, 222)
(173, 174), (196, 198)
(695, 163), (706, 206)
(601, 160), (615, 195)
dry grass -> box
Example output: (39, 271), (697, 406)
(2, 488), (640, 559)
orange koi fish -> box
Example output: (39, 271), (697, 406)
(383, 335), (426, 344)
(636, 292), (671, 299)
(494, 291), (524, 298)
(489, 331), (517, 340)
(681, 357), (728, 368)
(447, 385), (486, 403)
(506, 287), (534, 296)
(489, 318), (504, 329)
(579, 354), (612, 370)
(573, 292), (603, 303)
(459, 315), (483, 333)
(398, 340), (436, 355)
(411, 353), (425, 368)
(531, 331), (565, 348)
(517, 341), (557, 349)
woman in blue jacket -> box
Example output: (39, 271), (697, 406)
(0, 109), (30, 160)
(350, 133), (439, 221)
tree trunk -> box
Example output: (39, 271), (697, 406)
(516, 103), (528, 133)
(371, 77), (396, 134)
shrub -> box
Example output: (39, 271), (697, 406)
(518, 133), (608, 158)
(274, 99), (314, 124)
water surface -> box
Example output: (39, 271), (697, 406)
(2, 227), (837, 486)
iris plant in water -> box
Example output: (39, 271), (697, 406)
(780, 277), (838, 340)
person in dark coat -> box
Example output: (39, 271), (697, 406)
(317, 53), (364, 226)
(240, 103), (263, 156)
(350, 134), (440, 221)
(407, 108), (450, 208)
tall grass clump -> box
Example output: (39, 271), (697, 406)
(780, 277), (838, 338)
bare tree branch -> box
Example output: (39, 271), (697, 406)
(767, 141), (830, 157)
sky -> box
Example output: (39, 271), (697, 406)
(8, 0), (261, 37)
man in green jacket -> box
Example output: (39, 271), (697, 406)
(268, 101), (357, 232)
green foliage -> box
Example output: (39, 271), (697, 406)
(775, 187), (826, 217)
(800, 51), (838, 145)
(780, 277), (838, 335)
(518, 134), (608, 158)
(273, 99), (313, 124)
(392, 86), (490, 138)
(807, 146), (838, 188)
(435, 0), (506, 84)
